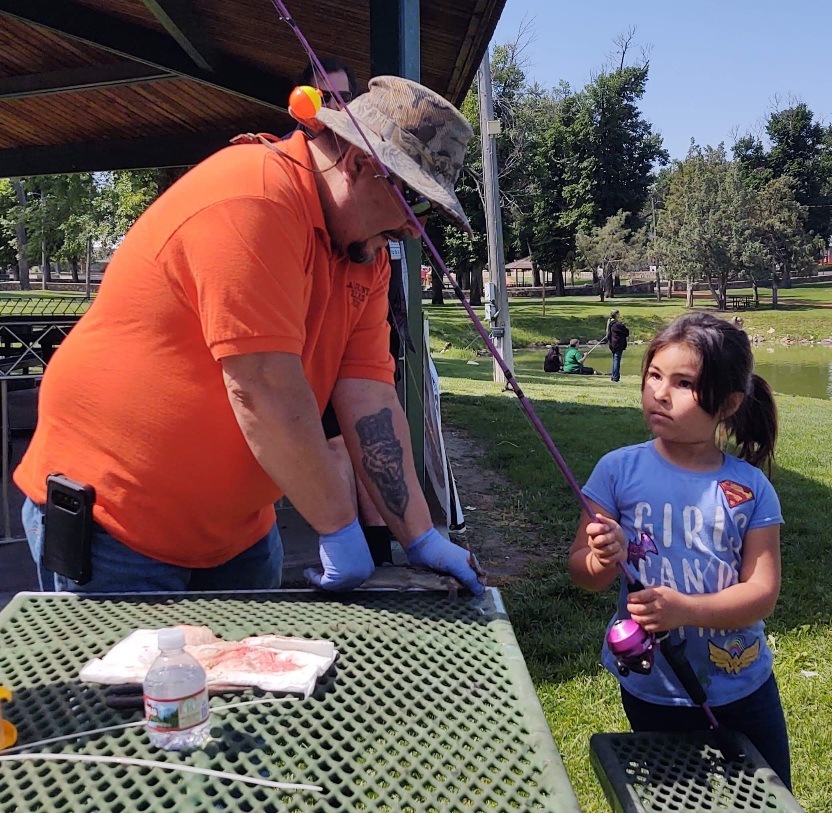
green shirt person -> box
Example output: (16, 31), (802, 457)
(563, 339), (595, 375)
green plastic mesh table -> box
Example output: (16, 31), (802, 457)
(0, 589), (580, 812)
(590, 732), (805, 812)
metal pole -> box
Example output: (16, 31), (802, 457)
(477, 51), (513, 385)
(40, 238), (47, 292)
(85, 236), (93, 301)
(1, 378), (10, 541)
(370, 0), (423, 483)
(651, 195), (662, 302)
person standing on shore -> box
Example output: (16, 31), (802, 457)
(605, 309), (629, 382)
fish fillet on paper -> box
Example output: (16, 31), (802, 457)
(79, 625), (337, 698)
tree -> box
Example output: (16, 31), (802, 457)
(96, 170), (161, 251)
(576, 210), (646, 300)
(0, 180), (25, 284)
(433, 28), (665, 306)
(509, 83), (573, 294)
(657, 144), (752, 309)
(0, 169), (161, 291)
(746, 175), (823, 308)
(734, 103), (832, 277)
(558, 56), (668, 235)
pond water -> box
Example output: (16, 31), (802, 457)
(514, 345), (832, 401)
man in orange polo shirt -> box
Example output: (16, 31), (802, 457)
(15, 76), (484, 596)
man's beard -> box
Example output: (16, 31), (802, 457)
(347, 241), (377, 265)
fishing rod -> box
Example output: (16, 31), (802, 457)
(266, 0), (741, 762)
(579, 339), (605, 359)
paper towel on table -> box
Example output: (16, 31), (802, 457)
(79, 626), (337, 699)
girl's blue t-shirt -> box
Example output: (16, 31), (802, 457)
(583, 440), (783, 707)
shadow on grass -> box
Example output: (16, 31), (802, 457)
(763, 464), (832, 637)
(441, 387), (647, 685)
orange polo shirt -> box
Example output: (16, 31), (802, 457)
(14, 132), (395, 567)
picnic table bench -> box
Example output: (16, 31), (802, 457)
(728, 294), (754, 310)
(590, 731), (804, 812)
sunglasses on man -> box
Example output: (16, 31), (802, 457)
(402, 183), (434, 217)
(321, 90), (354, 105)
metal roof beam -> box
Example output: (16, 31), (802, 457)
(0, 0), (292, 110)
(0, 63), (173, 101)
(139, 0), (214, 72)
(0, 132), (242, 177)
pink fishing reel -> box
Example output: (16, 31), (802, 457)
(607, 618), (656, 677)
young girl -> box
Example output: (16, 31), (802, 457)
(568, 312), (791, 789)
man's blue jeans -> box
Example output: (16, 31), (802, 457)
(611, 350), (623, 382)
(22, 497), (283, 593)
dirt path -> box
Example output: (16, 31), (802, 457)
(443, 425), (554, 585)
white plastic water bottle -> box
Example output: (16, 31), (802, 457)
(143, 627), (210, 751)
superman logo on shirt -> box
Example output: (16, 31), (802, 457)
(718, 480), (754, 508)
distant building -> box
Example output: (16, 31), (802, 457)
(504, 257), (534, 287)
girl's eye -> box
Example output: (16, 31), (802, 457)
(679, 379), (694, 389)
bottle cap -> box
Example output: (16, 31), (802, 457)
(157, 627), (186, 651)
(0, 686), (17, 751)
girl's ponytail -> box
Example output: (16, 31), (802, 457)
(724, 374), (778, 473)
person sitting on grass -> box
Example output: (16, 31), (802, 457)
(543, 344), (562, 373)
(563, 338), (595, 375)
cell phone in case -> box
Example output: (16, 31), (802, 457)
(42, 473), (96, 585)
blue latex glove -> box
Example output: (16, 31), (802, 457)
(406, 528), (485, 596)
(305, 518), (375, 591)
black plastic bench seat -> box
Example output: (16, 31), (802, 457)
(590, 732), (804, 812)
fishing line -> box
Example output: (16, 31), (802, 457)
(267, 0), (740, 760)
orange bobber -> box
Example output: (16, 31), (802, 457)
(289, 85), (323, 122)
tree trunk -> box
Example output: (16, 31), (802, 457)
(654, 266), (662, 302)
(771, 272), (779, 309)
(11, 179), (30, 290)
(70, 257), (80, 282)
(747, 274), (759, 307)
(686, 279), (694, 308)
(704, 273), (720, 308)
(603, 267), (615, 299)
(781, 264), (792, 289)
(469, 267), (483, 306)
(528, 243), (541, 288)
(430, 268), (444, 305)
(458, 268), (470, 293)
(553, 266), (565, 297)
(41, 243), (50, 290)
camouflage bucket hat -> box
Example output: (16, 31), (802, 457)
(315, 76), (473, 235)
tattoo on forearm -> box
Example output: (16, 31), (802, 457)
(355, 407), (409, 520)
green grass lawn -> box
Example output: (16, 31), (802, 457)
(0, 290), (92, 316)
(430, 287), (832, 811)
(426, 281), (832, 357)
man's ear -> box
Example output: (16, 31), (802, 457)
(342, 146), (373, 181)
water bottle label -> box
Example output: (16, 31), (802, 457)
(144, 688), (209, 732)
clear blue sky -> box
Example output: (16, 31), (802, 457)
(492, 0), (831, 161)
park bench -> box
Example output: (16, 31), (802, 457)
(590, 731), (804, 812)
(729, 294), (754, 310)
